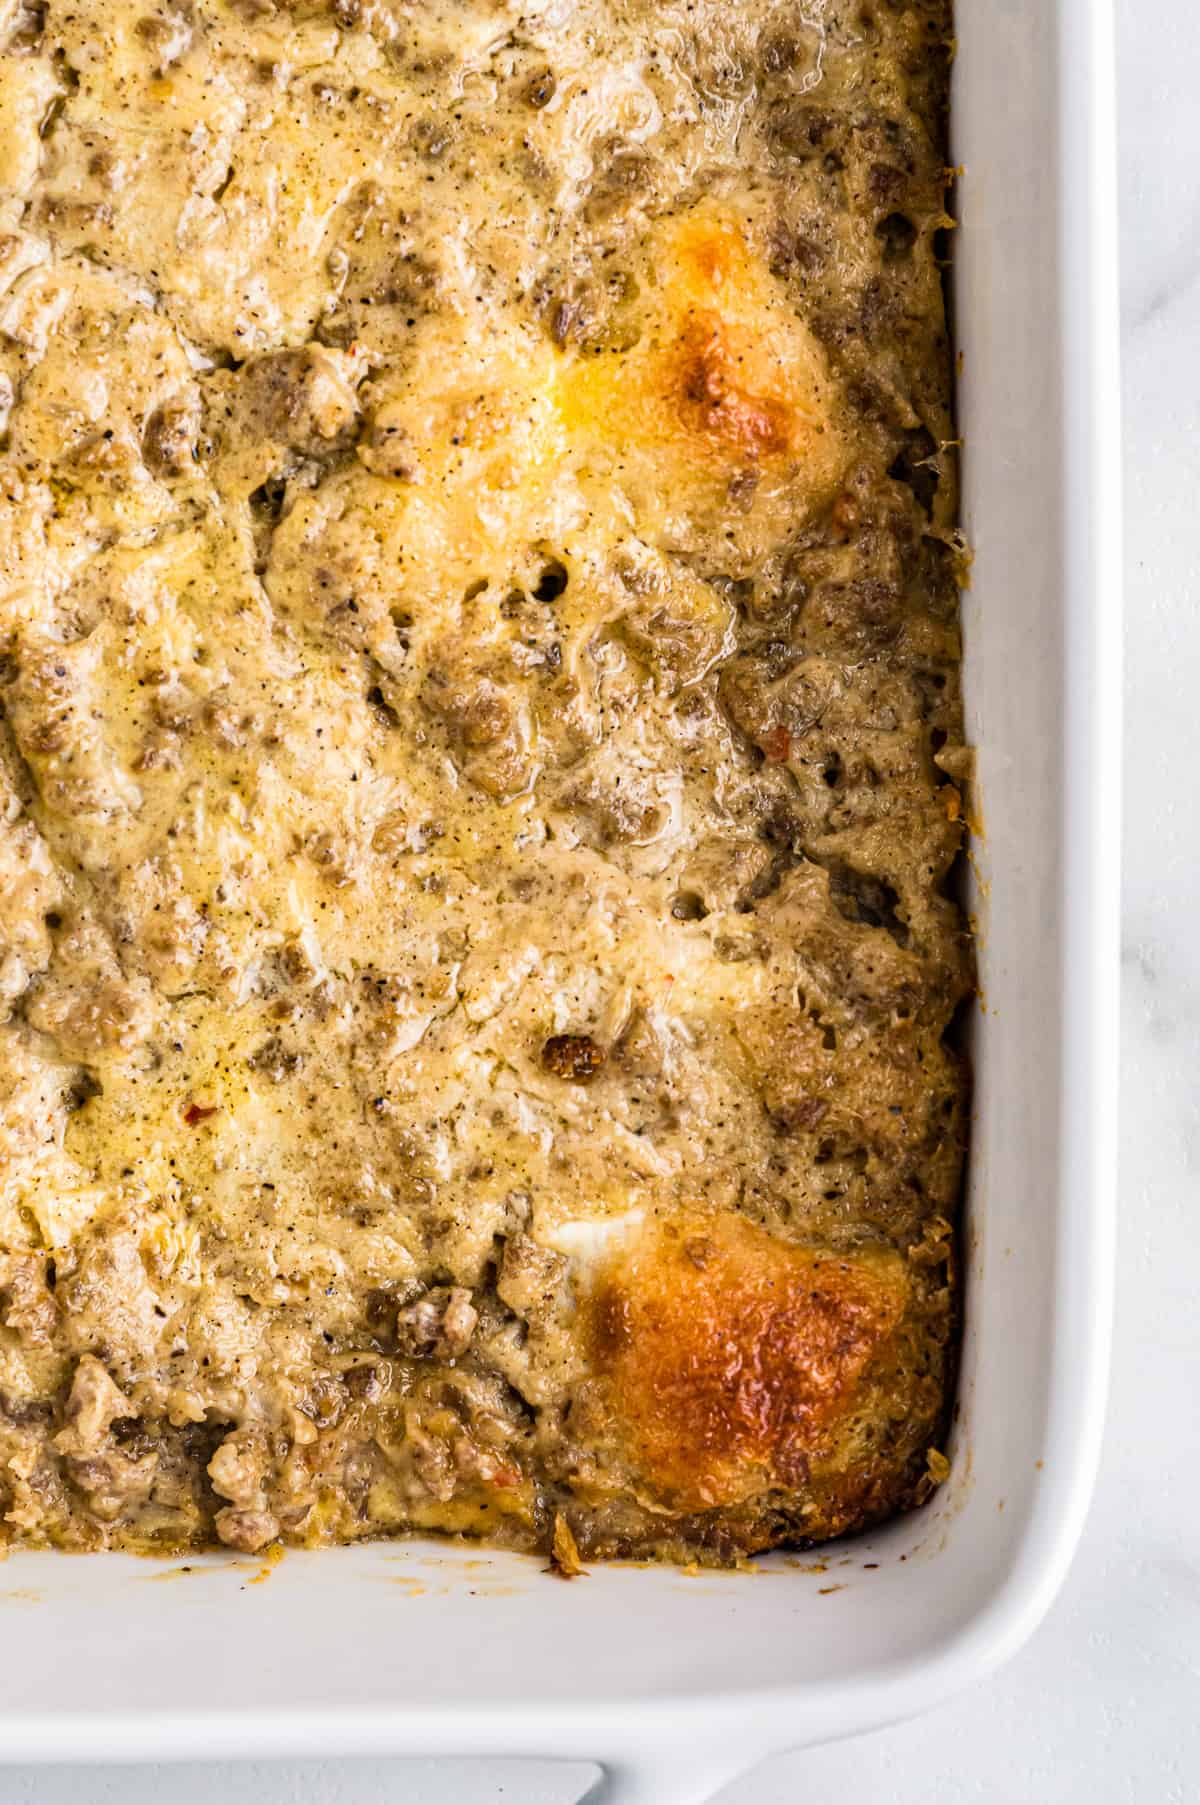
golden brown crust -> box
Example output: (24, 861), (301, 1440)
(673, 315), (793, 459)
(588, 1213), (908, 1512)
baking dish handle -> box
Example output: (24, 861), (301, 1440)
(578, 1751), (750, 1804)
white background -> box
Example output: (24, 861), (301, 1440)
(13, 3), (1199, 1799)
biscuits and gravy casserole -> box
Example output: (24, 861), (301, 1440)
(0, 0), (968, 1562)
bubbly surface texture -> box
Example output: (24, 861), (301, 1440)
(0, 0), (966, 1560)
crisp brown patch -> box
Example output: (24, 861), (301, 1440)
(555, 209), (843, 513)
(673, 314), (793, 458)
(589, 1213), (907, 1510)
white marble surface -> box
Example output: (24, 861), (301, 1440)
(10, 4), (1198, 1800)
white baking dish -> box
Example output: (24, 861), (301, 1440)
(0, 3), (1120, 1798)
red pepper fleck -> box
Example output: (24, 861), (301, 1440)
(183, 1102), (218, 1126)
(763, 725), (791, 763)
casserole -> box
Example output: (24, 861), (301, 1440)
(0, 0), (1120, 1797)
(0, 0), (967, 1559)
(0, 0), (969, 1567)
